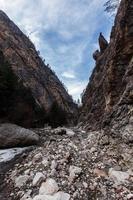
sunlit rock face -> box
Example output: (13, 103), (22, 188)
(0, 10), (77, 128)
(79, 0), (133, 143)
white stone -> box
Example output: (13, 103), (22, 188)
(42, 157), (49, 167)
(33, 192), (70, 200)
(90, 147), (96, 153)
(54, 192), (70, 200)
(51, 160), (57, 170)
(122, 123), (133, 143)
(39, 178), (59, 195)
(127, 193), (133, 199)
(15, 175), (29, 188)
(109, 168), (130, 185)
(33, 153), (42, 162)
(25, 169), (30, 175)
(33, 172), (45, 186)
(83, 182), (88, 188)
(27, 161), (32, 166)
(50, 169), (56, 176)
(69, 166), (82, 182)
(20, 190), (32, 200)
(81, 130), (86, 133)
(65, 128), (75, 136)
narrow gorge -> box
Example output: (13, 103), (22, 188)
(0, 0), (132, 199)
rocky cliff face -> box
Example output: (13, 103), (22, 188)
(79, 0), (133, 143)
(0, 11), (77, 127)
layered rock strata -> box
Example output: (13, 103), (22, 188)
(80, 0), (133, 143)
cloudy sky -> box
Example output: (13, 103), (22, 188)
(0, 0), (114, 100)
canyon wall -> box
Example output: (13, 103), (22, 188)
(0, 11), (77, 127)
(79, 0), (133, 143)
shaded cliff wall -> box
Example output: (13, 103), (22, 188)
(0, 50), (47, 127)
(0, 11), (77, 127)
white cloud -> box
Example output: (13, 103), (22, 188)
(66, 80), (88, 100)
(29, 31), (41, 49)
(0, 0), (107, 48)
(62, 71), (76, 79)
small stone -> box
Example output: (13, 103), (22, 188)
(69, 166), (82, 183)
(90, 147), (96, 153)
(127, 193), (133, 199)
(42, 157), (49, 167)
(10, 193), (14, 197)
(54, 192), (70, 200)
(15, 175), (29, 188)
(20, 191), (32, 200)
(27, 161), (32, 167)
(33, 172), (45, 186)
(33, 153), (42, 162)
(39, 178), (59, 195)
(99, 135), (109, 145)
(25, 169), (30, 175)
(65, 129), (75, 136)
(51, 160), (57, 170)
(94, 168), (107, 178)
(50, 169), (56, 176)
(109, 168), (130, 185)
(89, 184), (96, 191)
(83, 182), (88, 188)
(73, 191), (78, 198)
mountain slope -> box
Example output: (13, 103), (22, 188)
(0, 10), (77, 127)
(79, 0), (133, 143)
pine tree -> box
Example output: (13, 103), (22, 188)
(104, 0), (121, 15)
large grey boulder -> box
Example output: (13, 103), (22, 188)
(0, 123), (39, 148)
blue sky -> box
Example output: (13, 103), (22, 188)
(0, 0), (114, 100)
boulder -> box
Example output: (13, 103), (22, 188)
(0, 123), (39, 148)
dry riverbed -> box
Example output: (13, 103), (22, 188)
(0, 127), (133, 200)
